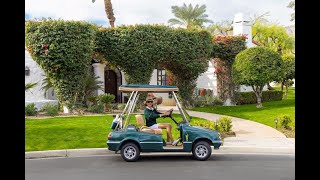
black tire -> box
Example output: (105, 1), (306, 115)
(192, 141), (212, 161)
(121, 143), (140, 162)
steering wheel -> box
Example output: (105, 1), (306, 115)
(167, 108), (174, 117)
(164, 108), (179, 125)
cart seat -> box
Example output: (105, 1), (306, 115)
(135, 114), (162, 134)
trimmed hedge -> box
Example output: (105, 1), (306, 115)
(237, 90), (283, 105)
(95, 24), (212, 106)
(25, 19), (96, 109)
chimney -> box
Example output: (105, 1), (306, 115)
(233, 13), (253, 48)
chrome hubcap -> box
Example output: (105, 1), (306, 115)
(195, 145), (208, 157)
(124, 146), (136, 159)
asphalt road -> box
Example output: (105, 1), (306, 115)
(26, 153), (295, 180)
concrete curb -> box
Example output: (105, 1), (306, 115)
(25, 146), (294, 159)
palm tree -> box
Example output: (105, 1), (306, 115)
(41, 76), (53, 96)
(168, 3), (213, 29)
(287, 1), (295, 21)
(25, 82), (37, 92)
(206, 20), (233, 36)
(92, 0), (116, 28)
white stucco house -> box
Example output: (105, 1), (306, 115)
(25, 13), (266, 110)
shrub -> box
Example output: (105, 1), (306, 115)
(237, 90), (283, 105)
(87, 103), (104, 113)
(25, 103), (37, 116)
(278, 115), (292, 129)
(98, 93), (115, 105)
(41, 103), (59, 116)
(25, 19), (96, 109)
(96, 24), (213, 107)
(190, 119), (216, 130)
(87, 95), (99, 105)
(217, 116), (232, 133)
(192, 95), (223, 107)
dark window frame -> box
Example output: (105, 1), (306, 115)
(157, 68), (168, 86)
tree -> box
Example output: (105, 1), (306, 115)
(168, 3), (213, 29)
(287, 1), (295, 21)
(92, 0), (116, 27)
(25, 82), (37, 92)
(251, 12), (270, 26)
(277, 54), (295, 99)
(206, 20), (233, 36)
(211, 35), (247, 105)
(232, 47), (283, 108)
(252, 23), (295, 90)
(206, 12), (269, 36)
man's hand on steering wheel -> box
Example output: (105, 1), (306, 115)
(162, 108), (173, 118)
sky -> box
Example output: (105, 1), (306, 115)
(25, 0), (294, 27)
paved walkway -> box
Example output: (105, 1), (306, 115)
(157, 105), (286, 138)
(157, 105), (294, 149)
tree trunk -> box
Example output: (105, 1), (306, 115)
(281, 82), (284, 91)
(104, 0), (116, 28)
(252, 86), (263, 108)
(284, 84), (288, 99)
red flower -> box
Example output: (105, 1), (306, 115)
(42, 44), (49, 49)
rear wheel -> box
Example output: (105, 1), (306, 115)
(121, 143), (140, 162)
(192, 141), (211, 161)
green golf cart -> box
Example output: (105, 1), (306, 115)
(107, 84), (223, 162)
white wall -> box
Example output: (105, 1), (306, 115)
(196, 60), (217, 95)
(25, 49), (58, 110)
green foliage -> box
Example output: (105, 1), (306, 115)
(211, 35), (247, 64)
(98, 93), (115, 104)
(25, 103), (38, 116)
(217, 116), (232, 133)
(237, 90), (283, 105)
(168, 3), (213, 29)
(25, 19), (96, 110)
(80, 69), (104, 106)
(41, 103), (59, 116)
(233, 47), (284, 86)
(278, 114), (292, 129)
(87, 102), (104, 113)
(252, 23), (294, 55)
(280, 54), (295, 82)
(190, 119), (216, 130)
(88, 95), (99, 105)
(192, 95), (223, 107)
(25, 82), (38, 92)
(211, 35), (247, 104)
(95, 24), (212, 106)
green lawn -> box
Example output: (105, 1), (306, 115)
(190, 87), (295, 128)
(25, 114), (208, 152)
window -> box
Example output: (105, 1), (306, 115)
(25, 66), (30, 76)
(157, 69), (168, 86)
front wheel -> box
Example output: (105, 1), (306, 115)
(121, 143), (140, 162)
(192, 141), (212, 161)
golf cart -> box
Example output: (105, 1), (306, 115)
(107, 84), (223, 162)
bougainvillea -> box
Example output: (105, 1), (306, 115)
(25, 19), (96, 109)
(25, 21), (212, 108)
(95, 24), (212, 107)
(211, 35), (247, 104)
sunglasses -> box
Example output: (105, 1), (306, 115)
(147, 101), (153, 103)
